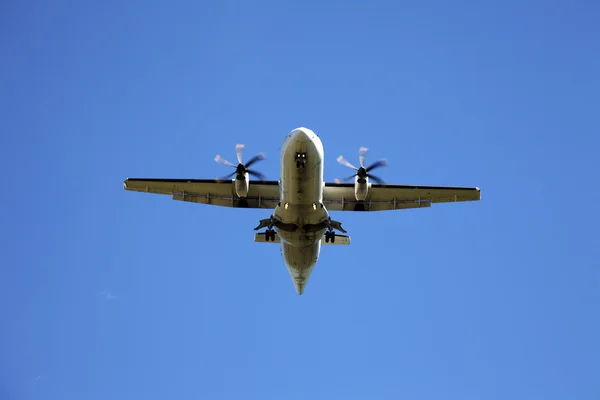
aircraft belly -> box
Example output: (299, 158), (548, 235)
(274, 128), (327, 247)
(275, 127), (326, 295)
(281, 241), (321, 295)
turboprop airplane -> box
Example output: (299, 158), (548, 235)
(123, 127), (481, 295)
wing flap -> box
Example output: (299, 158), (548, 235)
(173, 193), (279, 209)
(324, 199), (431, 212)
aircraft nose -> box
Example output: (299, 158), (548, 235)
(291, 128), (310, 143)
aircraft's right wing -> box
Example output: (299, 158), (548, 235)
(323, 183), (480, 211)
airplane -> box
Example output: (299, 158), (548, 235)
(123, 127), (481, 295)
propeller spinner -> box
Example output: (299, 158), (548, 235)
(336, 147), (388, 184)
(215, 144), (267, 181)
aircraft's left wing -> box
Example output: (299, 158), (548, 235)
(323, 182), (480, 211)
(123, 178), (280, 209)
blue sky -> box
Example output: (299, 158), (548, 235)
(1, 0), (599, 399)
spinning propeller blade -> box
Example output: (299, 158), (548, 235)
(336, 147), (388, 183)
(215, 144), (267, 180)
(235, 144), (245, 164)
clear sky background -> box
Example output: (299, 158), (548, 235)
(1, 0), (599, 399)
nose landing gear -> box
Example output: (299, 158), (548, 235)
(295, 152), (307, 168)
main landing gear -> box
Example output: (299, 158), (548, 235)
(324, 230), (336, 243)
(264, 228), (276, 242)
(254, 217), (277, 241)
(323, 216), (347, 243)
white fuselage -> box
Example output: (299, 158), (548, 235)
(271, 127), (328, 294)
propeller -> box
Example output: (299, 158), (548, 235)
(215, 144), (267, 180)
(335, 147), (388, 184)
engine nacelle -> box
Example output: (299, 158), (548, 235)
(235, 172), (249, 197)
(355, 177), (369, 201)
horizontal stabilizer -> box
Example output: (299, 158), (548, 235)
(321, 234), (351, 245)
(254, 232), (281, 243)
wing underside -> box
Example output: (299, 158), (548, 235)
(123, 179), (479, 211)
(323, 183), (480, 211)
(123, 178), (280, 209)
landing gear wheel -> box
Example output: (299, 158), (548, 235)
(324, 231), (331, 243)
(330, 231), (336, 243)
(265, 229), (275, 241)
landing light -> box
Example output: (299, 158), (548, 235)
(284, 203), (289, 209)
(312, 203), (317, 210)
